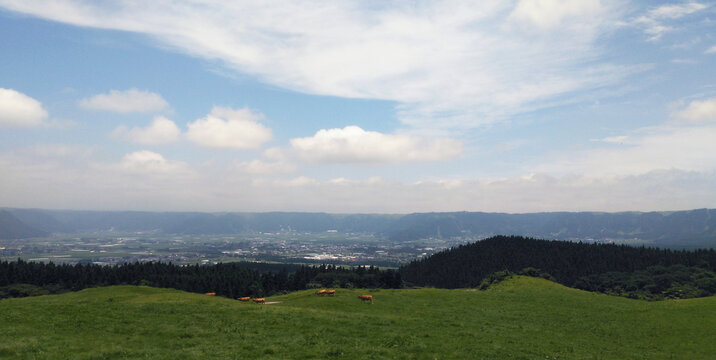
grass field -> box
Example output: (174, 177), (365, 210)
(1, 276), (714, 359)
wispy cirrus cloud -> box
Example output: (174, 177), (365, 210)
(508, 0), (604, 30)
(0, 0), (634, 132)
(538, 125), (716, 176)
(631, 2), (709, 42)
(537, 97), (716, 176)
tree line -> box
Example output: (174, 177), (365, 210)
(399, 235), (716, 300)
(4, 235), (716, 301)
(0, 260), (402, 299)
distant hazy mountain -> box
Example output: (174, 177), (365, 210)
(6, 208), (74, 233)
(385, 210), (716, 248)
(0, 210), (49, 239)
(1, 208), (714, 248)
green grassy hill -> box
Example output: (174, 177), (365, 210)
(1, 277), (714, 359)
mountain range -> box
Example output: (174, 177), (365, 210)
(1, 208), (715, 248)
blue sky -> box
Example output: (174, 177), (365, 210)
(1, 0), (715, 213)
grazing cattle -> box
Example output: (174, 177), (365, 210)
(205, 292), (216, 296)
(325, 290), (336, 296)
(358, 295), (373, 303)
(237, 297), (251, 302)
(316, 289), (327, 295)
(253, 298), (266, 304)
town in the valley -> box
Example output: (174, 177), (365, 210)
(0, 231), (468, 267)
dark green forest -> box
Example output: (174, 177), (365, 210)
(0, 260), (401, 300)
(400, 236), (716, 300)
(3, 236), (716, 301)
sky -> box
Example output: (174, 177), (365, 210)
(1, 0), (715, 214)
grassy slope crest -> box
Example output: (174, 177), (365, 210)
(1, 277), (715, 359)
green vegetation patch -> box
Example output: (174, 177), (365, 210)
(1, 276), (715, 359)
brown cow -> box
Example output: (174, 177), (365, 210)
(358, 294), (373, 303)
(316, 289), (327, 295)
(205, 292), (216, 296)
(253, 298), (266, 304)
(237, 297), (251, 302)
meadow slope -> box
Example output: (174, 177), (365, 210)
(1, 276), (714, 359)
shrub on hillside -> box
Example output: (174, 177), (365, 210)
(478, 270), (513, 290)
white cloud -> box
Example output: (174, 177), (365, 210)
(0, 0), (633, 132)
(646, 2), (708, 19)
(280, 176), (318, 187)
(112, 116), (180, 145)
(672, 97), (716, 124)
(289, 126), (463, 164)
(706, 45), (716, 54)
(186, 106), (272, 149)
(669, 37), (702, 50)
(0, 88), (48, 127)
(79, 88), (168, 113)
(670, 58), (697, 65)
(508, 0), (603, 30)
(596, 135), (629, 144)
(166, 169), (716, 212)
(537, 124), (716, 177)
(262, 147), (289, 161)
(234, 159), (296, 175)
(0, 147), (196, 210)
(632, 2), (709, 42)
(2, 144), (715, 213)
(534, 96), (716, 178)
(3, 144), (93, 165)
(117, 150), (188, 174)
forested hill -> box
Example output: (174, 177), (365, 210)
(399, 236), (716, 299)
(2, 208), (716, 248)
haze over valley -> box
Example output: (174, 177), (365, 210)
(2, 208), (715, 267)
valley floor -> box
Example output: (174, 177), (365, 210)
(1, 276), (714, 359)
